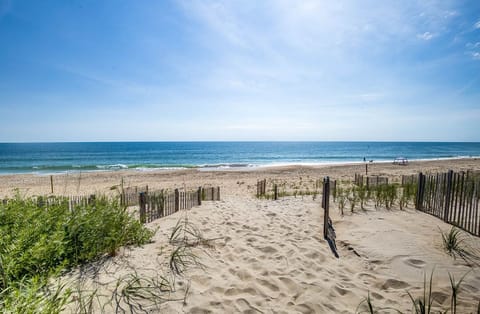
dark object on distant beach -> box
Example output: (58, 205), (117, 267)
(393, 157), (408, 165)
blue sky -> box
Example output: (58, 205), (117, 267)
(0, 0), (479, 142)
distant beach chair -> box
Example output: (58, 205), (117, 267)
(393, 157), (408, 165)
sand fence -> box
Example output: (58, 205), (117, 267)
(416, 170), (480, 236)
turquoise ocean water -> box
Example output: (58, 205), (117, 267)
(0, 142), (479, 174)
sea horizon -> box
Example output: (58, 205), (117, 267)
(1, 141), (479, 175)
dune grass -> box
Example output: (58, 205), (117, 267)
(0, 194), (154, 313)
(441, 227), (480, 266)
(357, 270), (478, 314)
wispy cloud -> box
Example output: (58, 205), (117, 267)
(475, 20), (480, 29)
(417, 32), (435, 40)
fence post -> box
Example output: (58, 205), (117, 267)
(175, 189), (179, 212)
(197, 187), (202, 206)
(322, 176), (330, 239)
(444, 170), (453, 222)
(50, 175), (54, 194)
(274, 184), (278, 200)
(139, 192), (146, 224)
(416, 172), (425, 210)
(217, 186), (220, 200)
(88, 194), (96, 206)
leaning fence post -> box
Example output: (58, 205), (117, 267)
(175, 189), (180, 212)
(323, 176), (330, 239)
(139, 192), (146, 223)
(274, 184), (278, 200)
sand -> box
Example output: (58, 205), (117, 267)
(1, 158), (480, 313)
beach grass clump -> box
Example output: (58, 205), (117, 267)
(407, 270), (436, 314)
(357, 270), (478, 314)
(355, 291), (401, 314)
(111, 271), (176, 313)
(0, 194), (153, 313)
(347, 188), (358, 213)
(440, 227), (480, 266)
(336, 187), (347, 216)
(355, 185), (367, 210)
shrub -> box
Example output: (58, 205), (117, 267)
(0, 195), (153, 313)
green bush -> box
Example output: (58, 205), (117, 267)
(0, 195), (153, 313)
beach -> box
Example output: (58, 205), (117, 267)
(1, 158), (480, 313)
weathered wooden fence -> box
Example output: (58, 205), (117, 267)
(354, 174), (388, 187)
(416, 170), (480, 236)
(401, 175), (417, 186)
(257, 179), (267, 197)
(33, 194), (98, 210)
(256, 178), (333, 200)
(202, 186), (221, 201)
(354, 174), (364, 186)
(121, 185), (148, 206)
(139, 187), (220, 224)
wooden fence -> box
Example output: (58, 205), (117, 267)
(257, 179), (267, 197)
(139, 187), (221, 224)
(32, 194), (98, 211)
(401, 175), (417, 186)
(256, 178), (333, 200)
(202, 186), (221, 202)
(354, 174), (364, 186)
(354, 174), (388, 187)
(121, 185), (148, 206)
(416, 170), (480, 236)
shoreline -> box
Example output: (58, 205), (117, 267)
(1, 157), (479, 198)
(1, 156), (479, 177)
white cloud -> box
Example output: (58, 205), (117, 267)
(475, 20), (480, 29)
(472, 52), (480, 60)
(417, 32), (435, 40)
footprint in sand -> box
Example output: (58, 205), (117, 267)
(334, 284), (349, 296)
(404, 258), (426, 268)
(256, 246), (278, 254)
(358, 272), (377, 284)
(294, 303), (316, 314)
(381, 279), (409, 290)
(234, 269), (253, 281)
(431, 291), (449, 305)
(256, 278), (280, 292)
(278, 277), (298, 293)
(371, 292), (384, 300)
(235, 298), (260, 313)
(189, 307), (213, 314)
(225, 287), (240, 296)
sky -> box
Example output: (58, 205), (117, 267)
(0, 0), (479, 142)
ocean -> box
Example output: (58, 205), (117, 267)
(0, 142), (479, 175)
